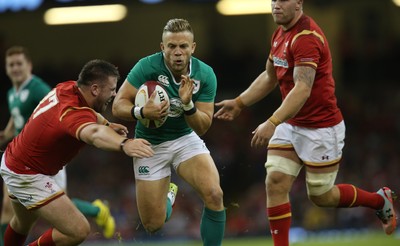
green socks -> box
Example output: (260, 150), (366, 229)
(0, 223), (6, 246)
(72, 198), (100, 217)
(200, 207), (226, 246)
(165, 198), (173, 222)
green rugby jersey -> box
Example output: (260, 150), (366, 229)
(126, 52), (217, 144)
(7, 75), (51, 135)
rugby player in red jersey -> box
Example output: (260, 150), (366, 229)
(214, 0), (396, 245)
(0, 59), (154, 246)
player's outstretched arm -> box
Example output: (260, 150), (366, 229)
(214, 98), (244, 121)
(96, 113), (129, 137)
(79, 123), (154, 158)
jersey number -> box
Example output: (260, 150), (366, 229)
(32, 89), (59, 119)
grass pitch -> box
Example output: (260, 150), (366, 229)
(83, 230), (399, 246)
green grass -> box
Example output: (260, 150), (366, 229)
(83, 231), (399, 246)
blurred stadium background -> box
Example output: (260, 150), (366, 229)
(0, 0), (400, 244)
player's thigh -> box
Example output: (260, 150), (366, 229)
(9, 200), (39, 234)
(1, 186), (14, 223)
(177, 154), (222, 199)
(135, 177), (170, 219)
(37, 194), (89, 236)
(1, 197), (13, 222)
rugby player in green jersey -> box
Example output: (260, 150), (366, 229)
(112, 19), (226, 245)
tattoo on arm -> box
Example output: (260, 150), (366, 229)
(294, 66), (316, 88)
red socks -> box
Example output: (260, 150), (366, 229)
(337, 184), (384, 209)
(3, 225), (27, 246)
(27, 228), (56, 246)
(267, 203), (291, 246)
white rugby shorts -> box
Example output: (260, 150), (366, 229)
(0, 153), (65, 210)
(133, 131), (210, 180)
(269, 121), (345, 167)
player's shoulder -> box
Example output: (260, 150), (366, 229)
(295, 14), (323, 35)
(139, 52), (163, 65)
(291, 15), (325, 45)
(191, 56), (214, 73)
(133, 52), (164, 73)
(30, 75), (51, 90)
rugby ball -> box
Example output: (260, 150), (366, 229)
(135, 81), (169, 128)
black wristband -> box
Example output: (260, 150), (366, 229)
(120, 138), (129, 151)
(184, 107), (197, 116)
(131, 106), (137, 120)
(140, 107), (145, 119)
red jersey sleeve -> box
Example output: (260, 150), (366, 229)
(60, 107), (97, 140)
(291, 31), (325, 70)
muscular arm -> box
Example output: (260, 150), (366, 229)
(112, 80), (137, 121)
(185, 101), (213, 136)
(250, 65), (315, 148)
(79, 123), (127, 151)
(112, 80), (169, 122)
(79, 123), (153, 158)
(272, 66), (315, 122)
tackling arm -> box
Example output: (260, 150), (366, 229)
(79, 123), (153, 158)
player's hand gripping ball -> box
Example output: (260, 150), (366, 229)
(135, 81), (169, 128)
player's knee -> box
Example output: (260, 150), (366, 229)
(306, 171), (338, 206)
(265, 156), (301, 196)
(67, 219), (90, 244)
(202, 186), (224, 210)
(308, 192), (332, 207)
(265, 172), (290, 196)
(142, 217), (165, 233)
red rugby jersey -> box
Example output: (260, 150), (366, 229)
(269, 14), (343, 128)
(5, 81), (97, 175)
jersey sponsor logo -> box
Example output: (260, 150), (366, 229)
(138, 165), (150, 175)
(158, 75), (170, 87)
(272, 56), (288, 68)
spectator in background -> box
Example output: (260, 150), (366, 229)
(214, 1), (396, 245)
(0, 59), (152, 245)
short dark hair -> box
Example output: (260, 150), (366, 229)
(77, 59), (120, 87)
(5, 46), (32, 62)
